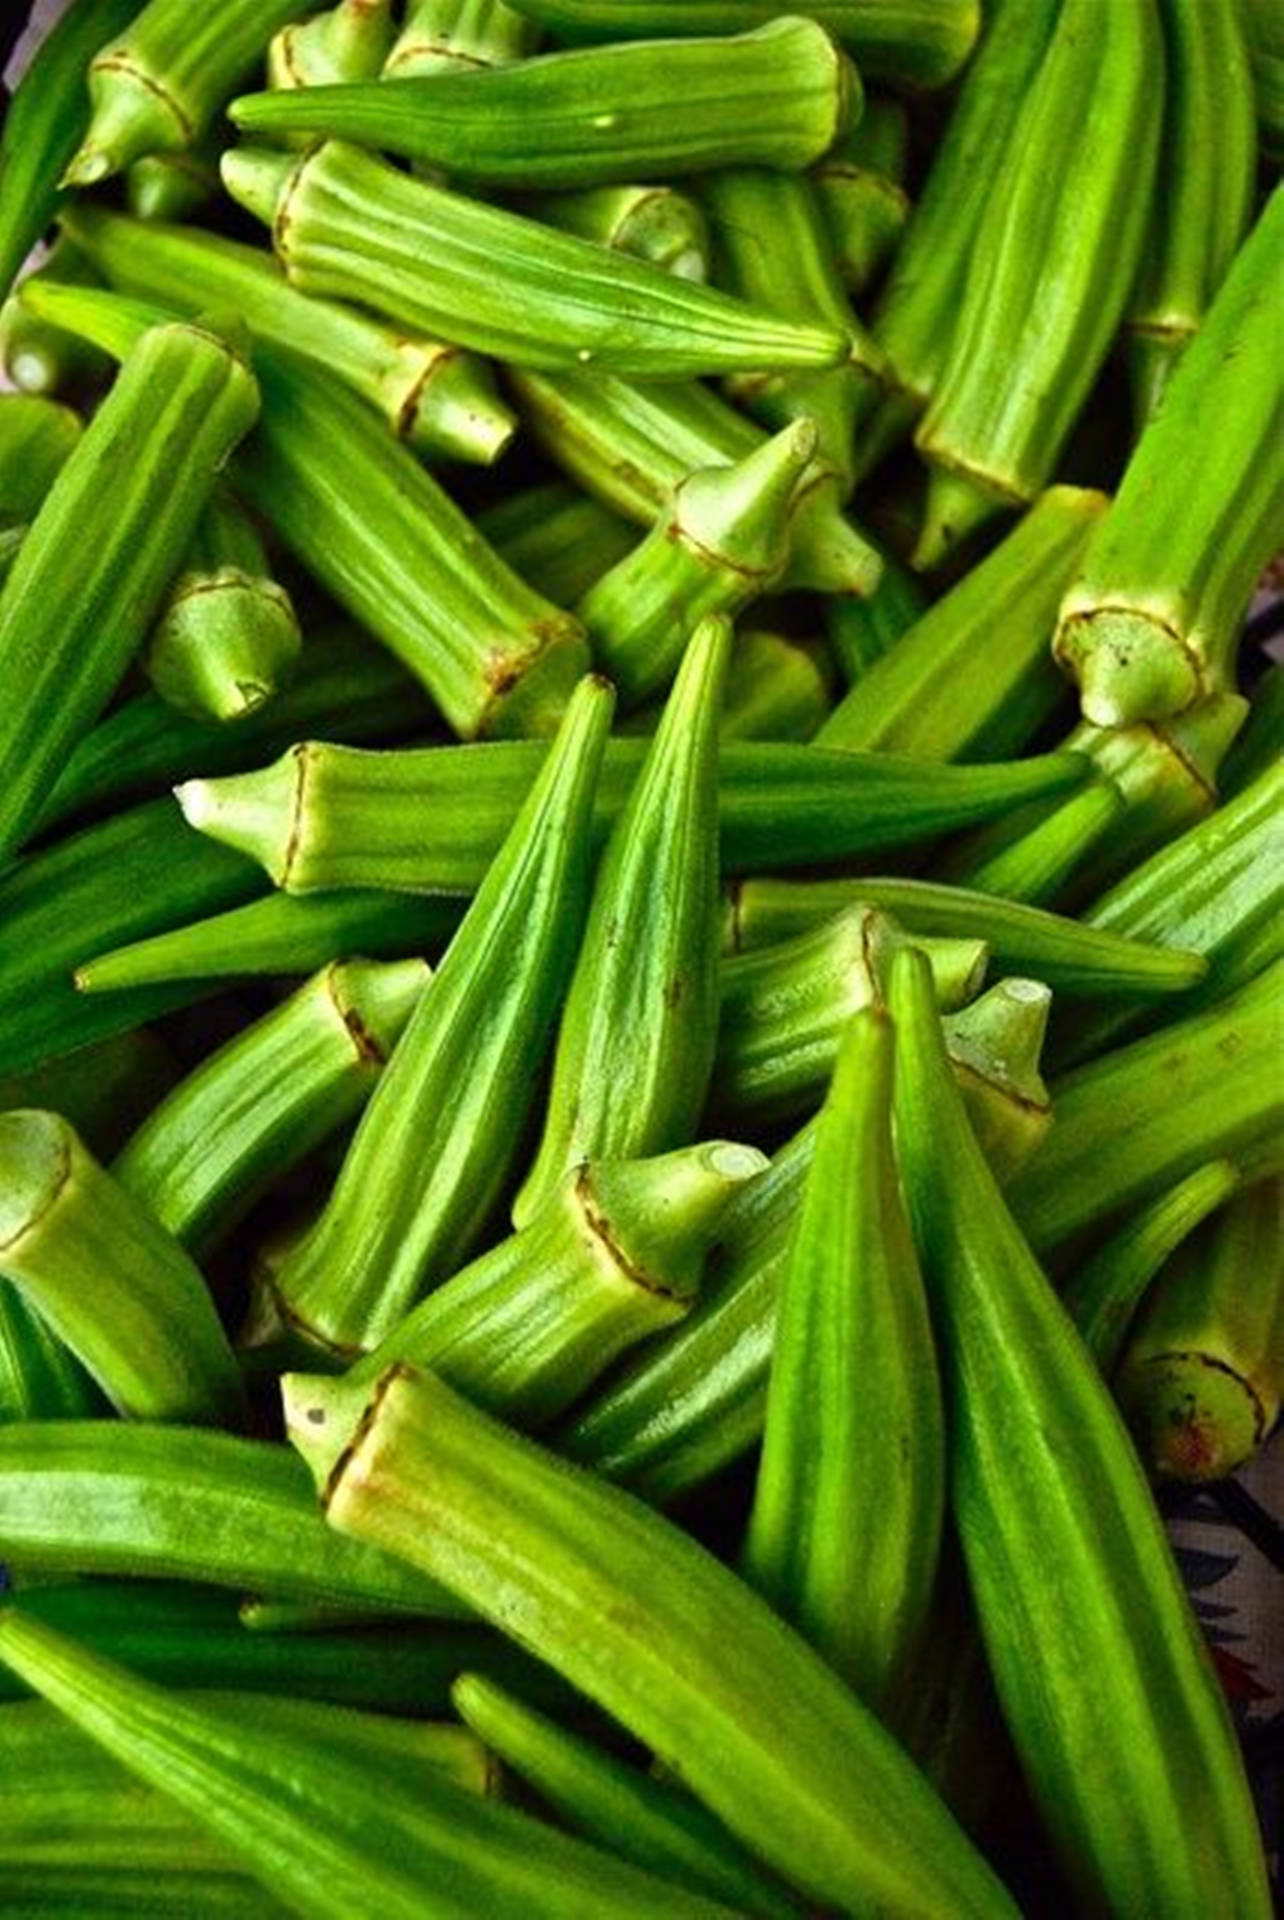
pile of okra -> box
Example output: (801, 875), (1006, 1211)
(0, 0), (1280, 1912)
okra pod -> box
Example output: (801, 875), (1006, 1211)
(1123, 0), (1256, 425)
(0, 1864), (274, 1916)
(114, 958), (430, 1259)
(912, 0), (1163, 567)
(0, 1615), (732, 1920)
(0, 1285), (100, 1425)
(176, 736), (1089, 895)
(222, 140), (850, 378)
(811, 95), (909, 297)
(0, 1029), (177, 1164)
(816, 486), (1103, 758)
(514, 619), (728, 1223)
(234, 19), (852, 185)
(1221, 664), (1284, 799)
(714, 629), (832, 744)
(384, 0), (535, 77)
(938, 780), (1127, 911)
(0, 523), (27, 584)
(493, 1), (981, 90)
(145, 494), (302, 724)
(64, 0), (312, 186)
(824, 547), (924, 685)
(268, 1), (396, 93)
(1115, 1178), (1284, 1483)
(942, 978), (1053, 1179)
(0, 320), (259, 857)
(1055, 189), (1284, 726)
(286, 1366), (1016, 1917)
(0, 394), (82, 523)
(743, 1007), (944, 1710)
(2, 241), (108, 396)
(481, 481), (637, 603)
(125, 138), (224, 224)
(1243, 0), (1284, 160)
(887, 945), (1271, 1918)
(262, 678), (614, 1358)
(522, 184), (710, 283)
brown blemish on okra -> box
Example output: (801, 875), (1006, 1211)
(395, 346), (461, 439)
(317, 1362), (411, 1509)
(1158, 1353), (1270, 1476)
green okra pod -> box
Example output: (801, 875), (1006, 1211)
(0, 1615), (734, 1920)
(0, 0), (141, 304)
(1242, 0), (1284, 159)
(941, 978), (1053, 1180)
(113, 958), (430, 1259)
(2, 241), (109, 397)
(0, 1865), (276, 1917)
(145, 494), (302, 725)
(268, 0), (396, 93)
(1222, 666), (1284, 799)
(481, 482), (641, 606)
(285, 1366), (1017, 1918)
(494, 1), (981, 90)
(514, 617), (729, 1224)
(1062, 1161), (1241, 1376)
(384, 0), (536, 77)
(743, 1006), (944, 1711)
(222, 140), (850, 379)
(522, 184), (710, 283)
(817, 487), (1102, 758)
(0, 319), (259, 858)
(0, 1030), (178, 1165)
(0, 1113), (244, 1429)
(886, 945), (1271, 1919)
(912, 0), (1163, 568)
(62, 203), (516, 465)
(937, 780), (1127, 911)
(578, 421), (817, 708)
(507, 362), (881, 598)
(64, 0), (313, 187)
(1123, 0), (1256, 425)
(452, 1675), (800, 1920)
(1055, 189), (1284, 726)
(125, 137), (224, 224)
(713, 629), (832, 744)
(0, 523), (27, 584)
(348, 1142), (766, 1426)
(0, 1423), (461, 1616)
(811, 95), (909, 297)
(1114, 1178), (1284, 1484)
(261, 677), (614, 1358)
(1011, 959), (1284, 1258)
(234, 18), (852, 185)
(175, 736), (1089, 896)
(0, 394), (82, 523)
(0, 1285), (99, 1425)
(824, 548), (924, 686)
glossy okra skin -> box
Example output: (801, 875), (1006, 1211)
(113, 959), (430, 1260)
(3, 243), (109, 397)
(264, 679), (614, 1358)
(453, 1676), (800, 1920)
(287, 1367), (1016, 1919)
(496, 0), (981, 89)
(887, 946), (1272, 1919)
(384, 0), (536, 76)
(816, 486), (1102, 758)
(1124, 0), (1256, 425)
(812, 95), (909, 296)
(0, 1285), (100, 1425)
(269, 0), (396, 92)
(63, 204), (515, 464)
(145, 494), (303, 724)
(523, 185), (710, 283)
(0, 1617), (731, 1920)
(1114, 1178), (1284, 1483)
(744, 1009), (944, 1711)
(223, 140), (850, 379)
(0, 0), (141, 303)
(65, 0), (311, 186)
(0, 1113), (243, 1428)
(514, 620), (728, 1224)
(0, 395), (82, 522)
(0, 321), (259, 858)
(0, 1423), (460, 1616)
(234, 19), (852, 185)
(912, 0), (1163, 568)
(177, 735), (1089, 896)
(1055, 189), (1284, 727)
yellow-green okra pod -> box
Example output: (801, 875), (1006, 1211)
(887, 945), (1272, 1919)
(384, 0), (536, 77)
(234, 18), (852, 184)
(268, 0), (396, 93)
(0, 1616), (736, 1920)
(1123, 0), (1256, 426)
(811, 95), (909, 297)
(113, 958), (430, 1261)
(514, 618), (729, 1224)
(0, 320), (259, 858)
(523, 184), (711, 283)
(743, 1007), (944, 1713)
(1055, 189), (1284, 727)
(222, 140), (851, 379)
(912, 0), (1163, 569)
(0, 1113), (244, 1429)
(263, 677), (614, 1359)
(285, 1366), (1017, 1918)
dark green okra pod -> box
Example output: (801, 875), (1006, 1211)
(0, 319), (259, 858)
(285, 1367), (1016, 1918)
(481, 482), (641, 606)
(0, 1030), (177, 1167)
(0, 1285), (99, 1425)
(125, 136), (224, 224)
(1242, 0), (1284, 159)
(522, 185), (710, 283)
(713, 629), (833, 744)
(113, 959), (430, 1260)
(912, 0), (1163, 568)
(0, 1113), (243, 1428)
(0, 394), (82, 523)
(222, 140), (851, 379)
(234, 19), (852, 185)
(824, 547), (924, 686)
(1055, 189), (1284, 726)
(514, 618), (729, 1224)
(743, 1007), (944, 1711)
(1222, 666), (1284, 799)
(2, 241), (110, 396)
(261, 677), (614, 1359)
(146, 494), (302, 724)
(268, 1), (396, 92)
(886, 946), (1271, 1919)
(811, 96), (909, 297)
(384, 1), (536, 77)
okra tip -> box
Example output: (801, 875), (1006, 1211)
(174, 751), (301, 887)
(1054, 607), (1202, 727)
(911, 462), (1017, 573)
(220, 147), (300, 233)
(282, 1366), (387, 1497)
(62, 60), (188, 190)
(408, 352), (518, 467)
